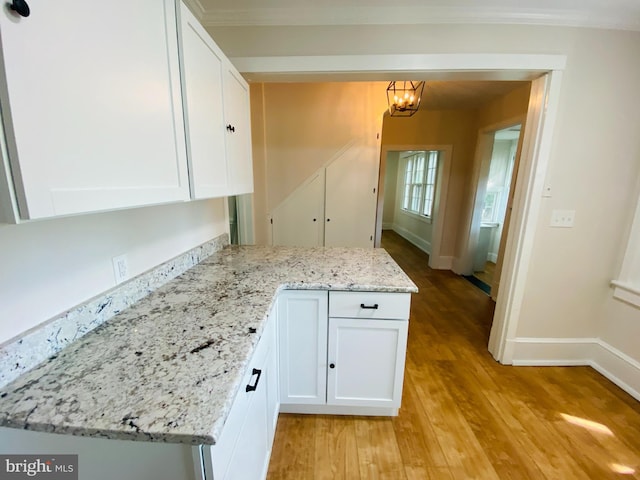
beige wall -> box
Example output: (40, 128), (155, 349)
(249, 83), (269, 245)
(476, 84), (532, 130)
(251, 81), (388, 241)
(382, 152), (399, 227)
(382, 109), (478, 257)
(213, 24), (640, 366)
(0, 199), (228, 344)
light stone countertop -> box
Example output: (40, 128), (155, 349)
(0, 245), (417, 445)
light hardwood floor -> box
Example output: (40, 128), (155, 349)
(267, 231), (640, 479)
(474, 260), (496, 287)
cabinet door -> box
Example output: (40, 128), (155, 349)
(278, 290), (328, 405)
(222, 64), (254, 195)
(223, 368), (270, 480)
(327, 318), (408, 408)
(179, 3), (228, 199)
(0, 0), (189, 219)
(265, 305), (280, 446)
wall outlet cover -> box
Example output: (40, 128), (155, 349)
(112, 254), (129, 284)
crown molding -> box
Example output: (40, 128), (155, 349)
(198, 6), (640, 31)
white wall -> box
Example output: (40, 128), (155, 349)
(0, 199), (228, 344)
(209, 24), (640, 368)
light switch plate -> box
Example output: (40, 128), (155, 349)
(550, 209), (575, 228)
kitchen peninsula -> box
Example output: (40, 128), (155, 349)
(0, 238), (416, 480)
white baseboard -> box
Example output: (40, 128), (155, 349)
(509, 337), (596, 366)
(280, 404), (398, 416)
(391, 224), (431, 255)
(430, 255), (453, 270)
(382, 222), (394, 230)
(509, 337), (640, 402)
(591, 339), (640, 402)
(488, 253), (498, 263)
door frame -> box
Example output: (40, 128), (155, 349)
(233, 54), (565, 364)
(455, 116), (524, 277)
(377, 144), (453, 270)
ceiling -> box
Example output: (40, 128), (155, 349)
(189, 0), (640, 30)
(420, 81), (527, 110)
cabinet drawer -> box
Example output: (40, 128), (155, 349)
(329, 292), (410, 320)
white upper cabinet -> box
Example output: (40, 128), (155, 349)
(222, 64), (254, 196)
(178, 3), (228, 199)
(0, 0), (190, 220)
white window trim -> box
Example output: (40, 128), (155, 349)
(400, 151), (438, 220)
(399, 207), (433, 224)
(612, 189), (640, 308)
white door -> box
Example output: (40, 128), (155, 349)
(179, 3), (227, 199)
(272, 171), (325, 247)
(325, 144), (379, 247)
(0, 0), (189, 219)
(223, 65), (254, 195)
(278, 290), (328, 405)
(327, 318), (408, 408)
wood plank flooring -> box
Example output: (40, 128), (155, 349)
(473, 261), (496, 287)
(267, 231), (640, 479)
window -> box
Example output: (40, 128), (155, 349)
(401, 151), (439, 218)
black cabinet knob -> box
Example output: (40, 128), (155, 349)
(9, 0), (30, 17)
(329, 363), (335, 369)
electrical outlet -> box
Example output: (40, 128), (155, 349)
(550, 209), (575, 228)
(112, 254), (129, 284)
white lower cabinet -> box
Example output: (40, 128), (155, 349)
(327, 318), (408, 408)
(278, 290), (410, 415)
(203, 307), (277, 480)
(278, 290), (328, 405)
(0, 290), (409, 480)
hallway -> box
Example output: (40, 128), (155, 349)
(267, 231), (640, 479)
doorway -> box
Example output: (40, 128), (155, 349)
(239, 54), (564, 364)
(469, 125), (521, 296)
(378, 145), (452, 270)
(228, 194), (255, 245)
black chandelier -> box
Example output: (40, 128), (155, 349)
(386, 81), (425, 117)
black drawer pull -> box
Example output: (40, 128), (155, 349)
(360, 303), (379, 310)
(246, 368), (262, 392)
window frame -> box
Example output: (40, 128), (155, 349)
(400, 150), (439, 222)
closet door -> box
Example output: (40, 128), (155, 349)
(324, 144), (378, 248)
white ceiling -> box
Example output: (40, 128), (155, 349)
(420, 81), (528, 110)
(189, 0), (640, 30)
